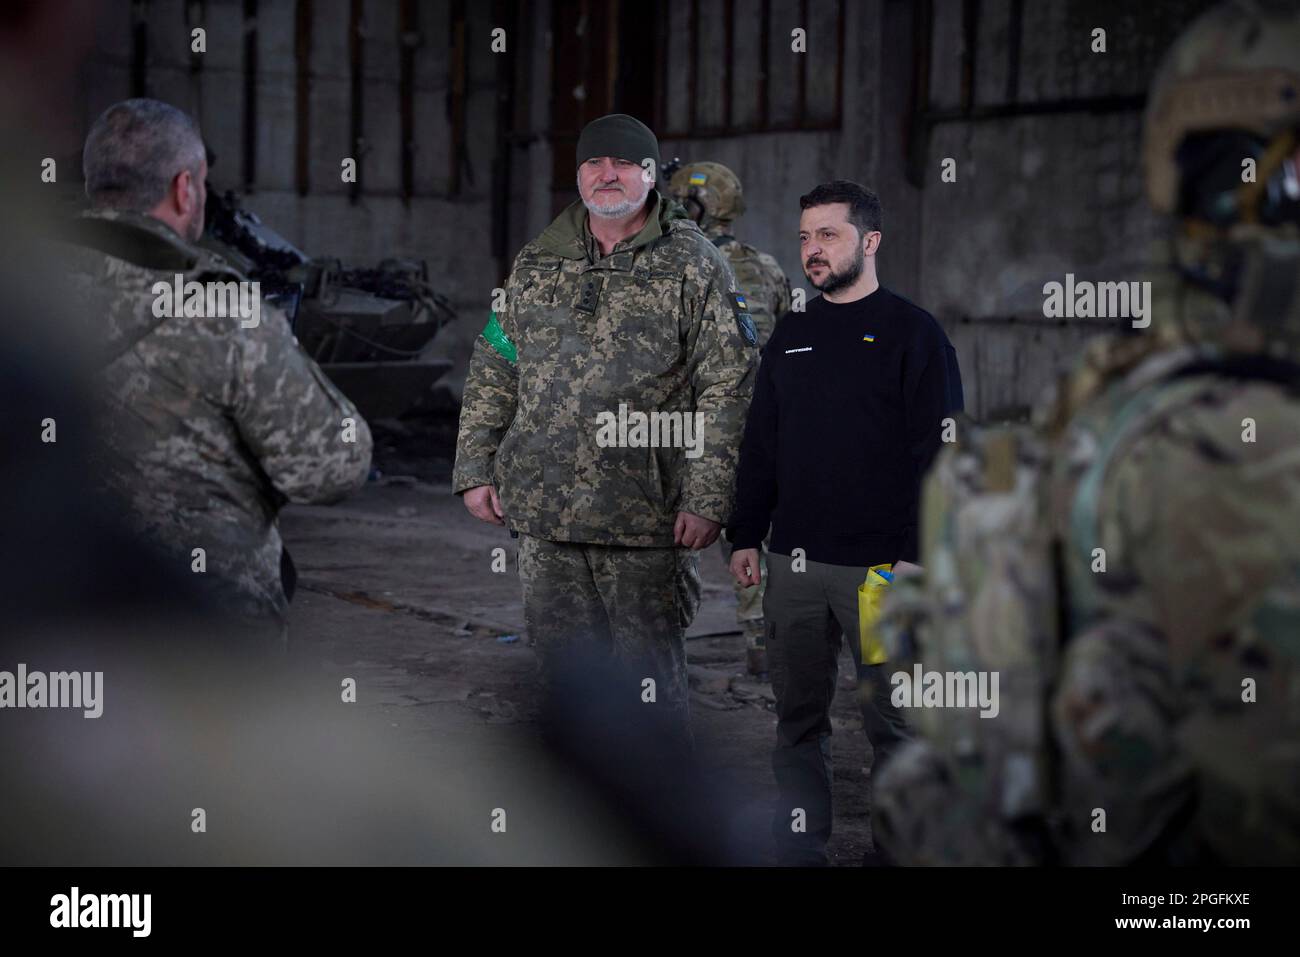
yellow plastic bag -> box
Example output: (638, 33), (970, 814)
(857, 564), (894, 665)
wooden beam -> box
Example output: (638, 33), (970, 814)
(188, 0), (205, 79)
(1006, 0), (1023, 103)
(449, 0), (467, 195)
(758, 0), (770, 128)
(491, 0), (518, 277)
(348, 0), (364, 204)
(723, 0), (734, 129)
(399, 0), (416, 203)
(961, 0), (979, 112)
(295, 0), (312, 197)
(131, 0), (148, 98)
(904, 0), (932, 189)
(654, 0), (667, 131)
(834, 0), (845, 127)
(243, 0), (258, 192)
(688, 0), (699, 133)
(796, 0), (807, 122)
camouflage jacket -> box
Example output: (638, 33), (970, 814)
(61, 209), (373, 626)
(703, 223), (792, 349)
(452, 190), (757, 545)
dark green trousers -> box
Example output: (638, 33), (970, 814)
(764, 554), (912, 865)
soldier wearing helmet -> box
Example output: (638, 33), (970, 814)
(668, 160), (792, 675)
(873, 0), (1300, 866)
(668, 161), (792, 349)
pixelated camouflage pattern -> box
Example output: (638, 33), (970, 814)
(453, 190), (756, 545)
(517, 534), (701, 731)
(62, 209), (373, 626)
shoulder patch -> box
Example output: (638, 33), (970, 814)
(729, 292), (758, 346)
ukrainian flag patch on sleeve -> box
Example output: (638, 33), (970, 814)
(729, 292), (757, 346)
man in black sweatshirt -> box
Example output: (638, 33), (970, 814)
(727, 181), (963, 866)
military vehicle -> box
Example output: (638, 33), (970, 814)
(201, 186), (456, 420)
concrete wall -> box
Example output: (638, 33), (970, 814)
(647, 0), (881, 300)
(639, 0), (1218, 419)
(919, 0), (1219, 418)
(74, 0), (1219, 417)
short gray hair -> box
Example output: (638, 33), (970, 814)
(83, 99), (206, 211)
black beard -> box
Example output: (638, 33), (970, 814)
(806, 244), (864, 295)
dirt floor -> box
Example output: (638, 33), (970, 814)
(277, 412), (876, 866)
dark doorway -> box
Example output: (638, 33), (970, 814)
(548, 0), (662, 217)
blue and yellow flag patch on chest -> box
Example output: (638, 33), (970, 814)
(862, 334), (876, 342)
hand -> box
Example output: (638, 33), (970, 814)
(673, 510), (721, 550)
(729, 547), (761, 588)
(462, 484), (505, 526)
(892, 560), (923, 578)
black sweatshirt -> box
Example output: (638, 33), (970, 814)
(727, 287), (962, 566)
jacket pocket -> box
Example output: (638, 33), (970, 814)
(513, 256), (562, 309)
(493, 419), (545, 526)
(605, 274), (685, 378)
(574, 393), (675, 537)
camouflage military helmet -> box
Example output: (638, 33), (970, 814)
(668, 161), (746, 228)
(1142, 0), (1300, 217)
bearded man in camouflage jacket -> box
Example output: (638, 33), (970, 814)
(454, 114), (757, 735)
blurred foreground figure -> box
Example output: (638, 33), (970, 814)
(875, 0), (1300, 866)
(538, 645), (750, 865)
(2, 74), (660, 868)
(60, 98), (373, 639)
(0, 12), (715, 868)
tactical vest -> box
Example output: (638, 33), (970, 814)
(878, 350), (1300, 865)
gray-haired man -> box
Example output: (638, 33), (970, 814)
(63, 99), (372, 638)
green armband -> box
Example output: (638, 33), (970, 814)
(481, 311), (517, 364)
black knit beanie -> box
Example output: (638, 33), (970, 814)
(575, 114), (661, 170)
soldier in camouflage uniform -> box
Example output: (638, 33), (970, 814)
(62, 99), (373, 640)
(668, 161), (792, 674)
(453, 115), (757, 733)
(874, 0), (1300, 866)
(667, 161), (792, 347)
